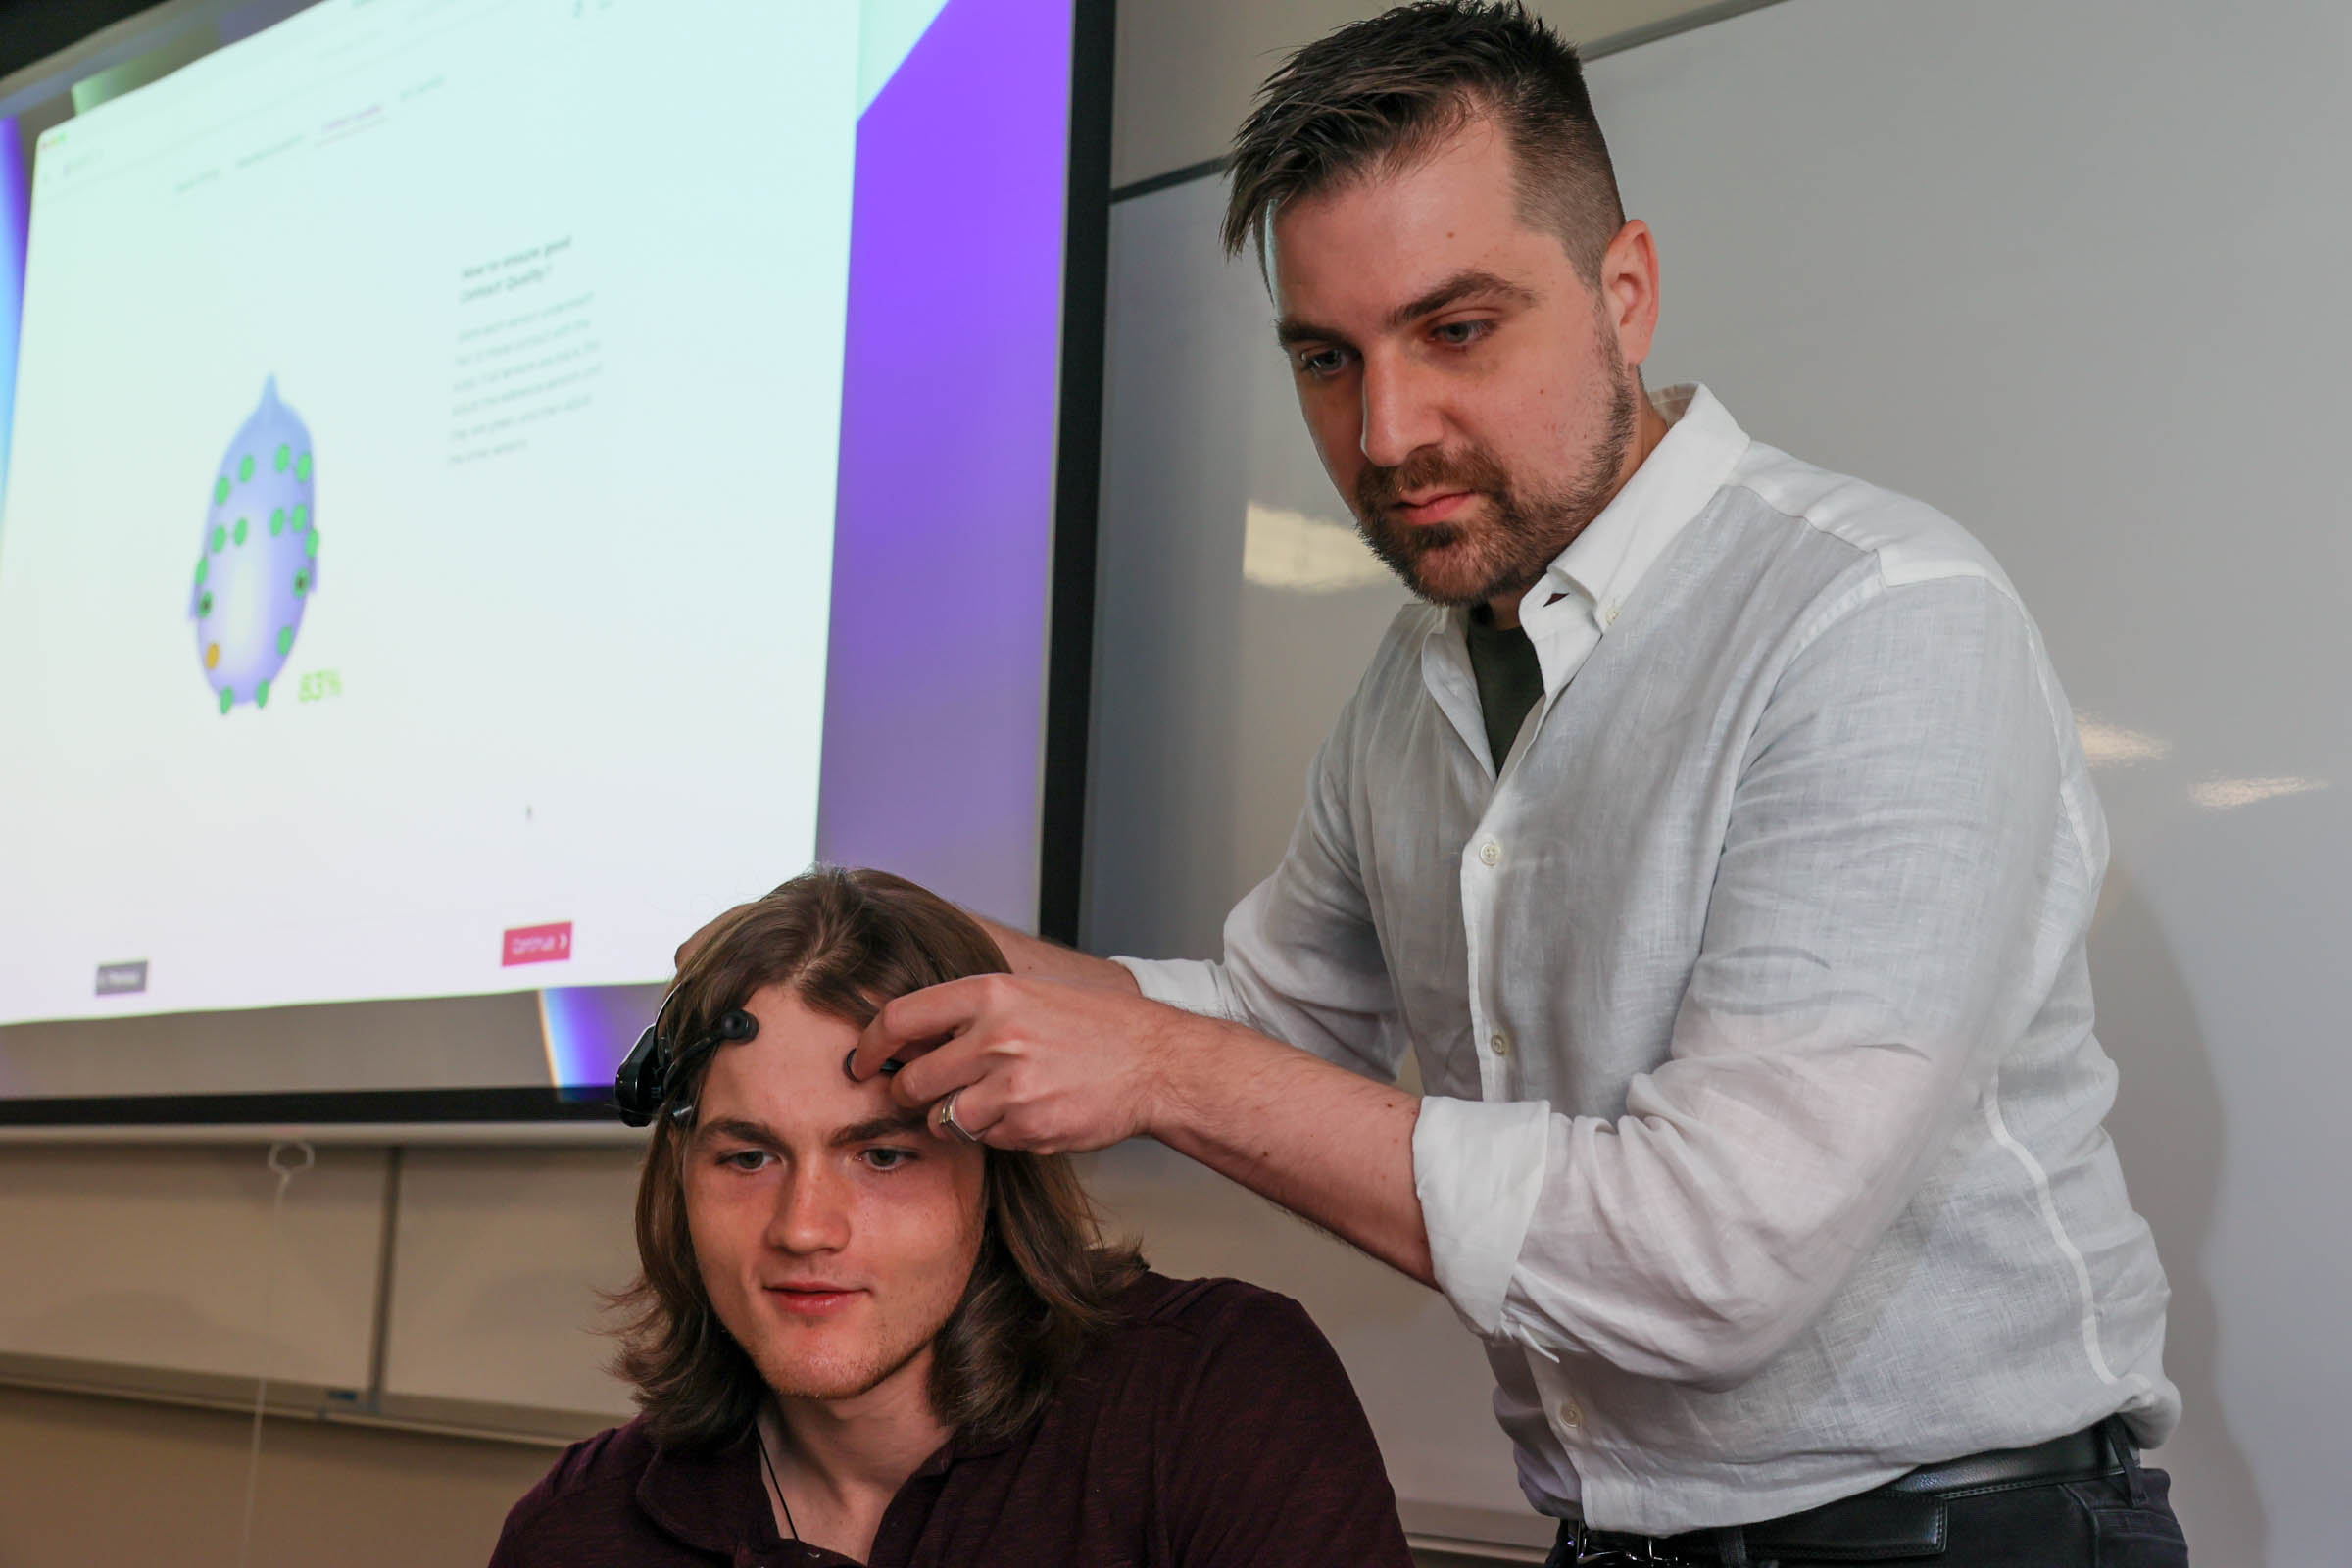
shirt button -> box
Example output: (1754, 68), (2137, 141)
(1478, 839), (1501, 866)
(1558, 1401), (1584, 1430)
(1602, 604), (1621, 627)
(1490, 1031), (1510, 1057)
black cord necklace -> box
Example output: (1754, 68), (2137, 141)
(755, 1419), (801, 1544)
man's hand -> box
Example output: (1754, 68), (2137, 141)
(850, 972), (1436, 1286)
(849, 973), (1182, 1154)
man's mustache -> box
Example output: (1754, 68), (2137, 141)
(1355, 445), (1513, 516)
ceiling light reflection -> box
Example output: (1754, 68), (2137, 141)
(2074, 714), (2172, 768)
(2188, 775), (2328, 811)
(1242, 503), (1392, 593)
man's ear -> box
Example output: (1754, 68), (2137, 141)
(1599, 218), (1661, 368)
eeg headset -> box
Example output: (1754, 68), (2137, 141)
(613, 991), (759, 1127)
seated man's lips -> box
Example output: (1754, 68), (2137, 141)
(1395, 490), (1475, 523)
(764, 1283), (864, 1315)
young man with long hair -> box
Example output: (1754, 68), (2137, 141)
(490, 868), (1412, 1567)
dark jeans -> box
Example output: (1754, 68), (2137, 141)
(1549, 1459), (2190, 1567)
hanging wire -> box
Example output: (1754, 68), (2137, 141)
(236, 1139), (315, 1568)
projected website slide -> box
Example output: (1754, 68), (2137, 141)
(0, 0), (860, 1023)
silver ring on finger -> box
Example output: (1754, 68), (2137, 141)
(938, 1089), (985, 1146)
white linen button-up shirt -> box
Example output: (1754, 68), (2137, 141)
(1116, 385), (2179, 1535)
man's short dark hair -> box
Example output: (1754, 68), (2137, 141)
(610, 865), (1147, 1451)
(1222, 1), (1624, 279)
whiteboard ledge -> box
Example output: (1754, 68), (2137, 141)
(0, 1351), (613, 1448)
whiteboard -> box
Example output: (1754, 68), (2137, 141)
(378, 1148), (641, 1431)
(0, 1145), (386, 1397)
(1083, 3), (2346, 1560)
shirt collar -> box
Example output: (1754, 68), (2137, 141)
(1514, 382), (1749, 646)
(633, 1417), (1020, 1555)
(637, 1427), (780, 1556)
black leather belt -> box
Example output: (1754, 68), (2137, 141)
(1555, 1418), (2138, 1565)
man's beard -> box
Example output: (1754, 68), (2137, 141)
(1352, 363), (1641, 609)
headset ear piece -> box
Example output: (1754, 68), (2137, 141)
(615, 1002), (757, 1127)
(614, 1022), (666, 1128)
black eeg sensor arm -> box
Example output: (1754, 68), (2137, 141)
(613, 999), (759, 1127)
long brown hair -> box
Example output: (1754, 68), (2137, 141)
(609, 866), (1147, 1451)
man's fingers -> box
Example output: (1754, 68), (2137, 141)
(847, 1013), (938, 1083)
(887, 1028), (996, 1107)
(931, 1078), (1009, 1146)
(847, 976), (1002, 1080)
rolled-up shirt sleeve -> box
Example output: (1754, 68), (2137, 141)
(1116, 691), (1408, 1084)
(1428, 575), (2071, 1385)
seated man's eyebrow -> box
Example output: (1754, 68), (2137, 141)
(693, 1115), (785, 1151)
(832, 1109), (930, 1147)
(1385, 269), (1537, 329)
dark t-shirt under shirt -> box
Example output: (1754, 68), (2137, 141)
(488, 1272), (1413, 1568)
(1464, 605), (1544, 771)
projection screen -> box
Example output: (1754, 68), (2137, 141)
(0, 0), (1111, 1131)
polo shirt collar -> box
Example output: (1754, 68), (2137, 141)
(637, 1428), (780, 1556)
(633, 1418), (1025, 1557)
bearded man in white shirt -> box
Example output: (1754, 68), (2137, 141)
(835, 3), (2188, 1562)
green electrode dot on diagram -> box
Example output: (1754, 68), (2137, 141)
(305, 530), (318, 557)
(276, 626), (292, 657)
(295, 452), (311, 482)
(293, 503), (309, 530)
(219, 688), (233, 714)
(232, 517), (247, 546)
(210, 524), (225, 553)
(294, 570), (310, 596)
(270, 507), (284, 536)
(199, 592), (214, 616)
(238, 454), (253, 482)
(195, 558), (208, 586)
(256, 678), (271, 708)
(213, 476), (229, 505)
(274, 443), (289, 472)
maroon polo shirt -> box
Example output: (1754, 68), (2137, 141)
(489, 1272), (1415, 1568)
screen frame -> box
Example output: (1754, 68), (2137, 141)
(0, 0), (1116, 1136)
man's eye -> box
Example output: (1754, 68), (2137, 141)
(1434, 319), (1490, 347)
(1296, 347), (1348, 379)
(861, 1146), (917, 1172)
(718, 1149), (771, 1172)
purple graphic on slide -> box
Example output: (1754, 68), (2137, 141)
(817, 0), (1073, 916)
(0, 116), (28, 513)
(191, 375), (318, 712)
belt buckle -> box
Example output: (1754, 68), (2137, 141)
(1566, 1522), (1687, 1566)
